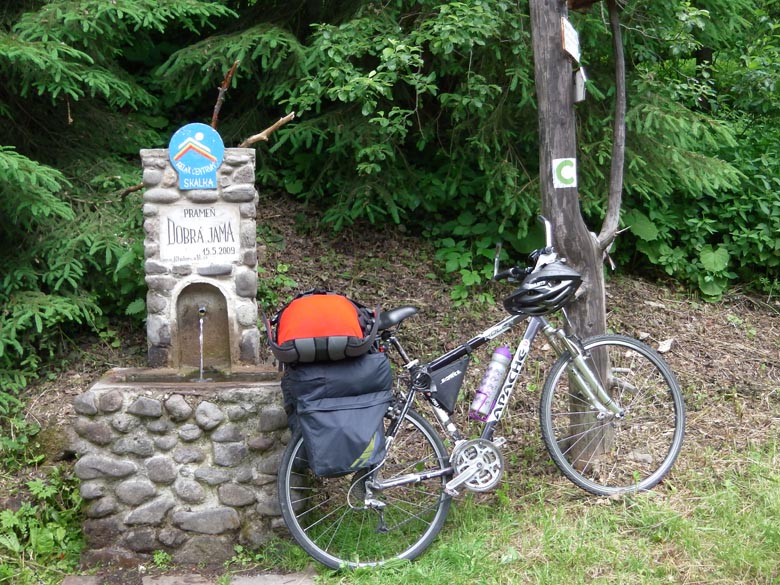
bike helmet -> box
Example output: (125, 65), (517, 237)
(503, 260), (582, 316)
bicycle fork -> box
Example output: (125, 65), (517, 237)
(542, 321), (625, 418)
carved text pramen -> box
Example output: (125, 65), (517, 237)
(158, 204), (241, 264)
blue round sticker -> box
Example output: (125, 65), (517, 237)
(168, 123), (225, 190)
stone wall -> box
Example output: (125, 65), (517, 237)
(71, 372), (288, 566)
(139, 147), (261, 369)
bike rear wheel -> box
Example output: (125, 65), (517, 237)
(540, 334), (685, 495)
(277, 408), (452, 569)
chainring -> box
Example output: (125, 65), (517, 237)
(450, 438), (505, 492)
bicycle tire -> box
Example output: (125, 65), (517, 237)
(277, 408), (452, 569)
(539, 334), (685, 496)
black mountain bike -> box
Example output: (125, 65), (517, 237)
(277, 216), (686, 569)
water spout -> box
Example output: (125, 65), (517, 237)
(175, 283), (230, 373)
(197, 305), (208, 382)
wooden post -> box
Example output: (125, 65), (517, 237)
(529, 0), (611, 463)
(528, 0), (605, 339)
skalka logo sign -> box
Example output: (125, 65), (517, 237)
(168, 123), (225, 190)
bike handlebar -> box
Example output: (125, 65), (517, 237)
(493, 266), (532, 282)
(492, 215), (559, 282)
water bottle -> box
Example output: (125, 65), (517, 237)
(469, 346), (512, 421)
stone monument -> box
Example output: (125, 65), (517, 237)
(70, 124), (286, 567)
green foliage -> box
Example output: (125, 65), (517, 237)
(0, 146), (73, 226)
(155, 22), (304, 104)
(152, 549), (173, 570)
(198, 0), (775, 300)
(0, 0), (779, 404)
(572, 0), (780, 299)
(434, 212), (505, 304)
(3, 0), (233, 110)
(573, 0), (780, 298)
(257, 263), (299, 311)
(0, 406), (43, 471)
(244, 1), (541, 247)
(0, 0), (229, 401)
(611, 94), (746, 299)
(0, 149), (145, 393)
(257, 0), (541, 302)
(0, 467), (84, 584)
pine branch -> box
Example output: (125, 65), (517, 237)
(211, 60), (240, 129)
(238, 112), (296, 148)
(120, 183), (144, 199)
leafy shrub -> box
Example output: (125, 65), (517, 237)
(591, 0), (780, 299)
(0, 467), (84, 584)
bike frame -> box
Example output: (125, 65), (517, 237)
(418, 314), (547, 443)
(419, 308), (623, 438)
(372, 215), (622, 491)
(372, 314), (546, 492)
(372, 309), (624, 493)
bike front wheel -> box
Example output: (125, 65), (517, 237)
(540, 334), (685, 496)
(277, 408), (452, 569)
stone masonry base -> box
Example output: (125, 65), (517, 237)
(70, 369), (287, 567)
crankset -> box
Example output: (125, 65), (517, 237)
(446, 438), (505, 495)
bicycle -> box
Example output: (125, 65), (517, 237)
(277, 216), (686, 569)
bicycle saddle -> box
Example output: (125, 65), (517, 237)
(377, 306), (418, 331)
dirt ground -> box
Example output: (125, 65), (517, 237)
(7, 195), (780, 583)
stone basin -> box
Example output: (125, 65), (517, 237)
(102, 366), (279, 386)
(71, 366), (288, 567)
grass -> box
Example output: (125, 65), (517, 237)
(237, 441), (780, 585)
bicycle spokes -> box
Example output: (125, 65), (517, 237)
(277, 410), (452, 569)
(540, 335), (685, 496)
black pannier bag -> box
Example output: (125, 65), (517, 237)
(427, 355), (469, 414)
(281, 352), (393, 477)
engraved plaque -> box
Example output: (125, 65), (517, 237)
(158, 203), (241, 264)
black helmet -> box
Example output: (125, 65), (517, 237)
(503, 260), (582, 316)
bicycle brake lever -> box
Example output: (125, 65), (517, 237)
(538, 215), (553, 247)
(492, 242), (503, 278)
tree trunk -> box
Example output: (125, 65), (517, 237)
(599, 0), (626, 248)
(528, 0), (605, 340)
(529, 0), (610, 467)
